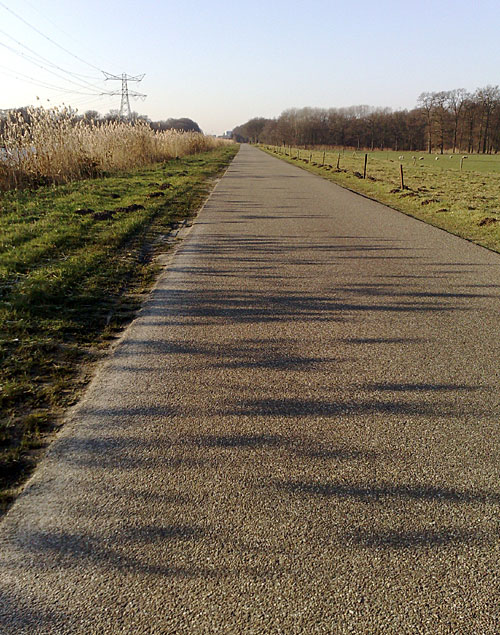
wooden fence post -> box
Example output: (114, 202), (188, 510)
(322, 151), (325, 165)
(363, 154), (368, 179)
(336, 153), (340, 170)
(400, 164), (405, 190)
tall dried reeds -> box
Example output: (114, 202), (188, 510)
(0, 106), (228, 190)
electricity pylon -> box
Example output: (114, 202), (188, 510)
(103, 72), (146, 119)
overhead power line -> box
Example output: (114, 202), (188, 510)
(0, 40), (107, 96)
(0, 27), (101, 81)
(0, 64), (103, 95)
(0, 2), (147, 115)
(0, 0), (103, 72)
(18, 0), (121, 72)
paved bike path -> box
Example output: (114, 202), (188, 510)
(1, 145), (499, 633)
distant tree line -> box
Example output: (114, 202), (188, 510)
(79, 111), (201, 133)
(149, 118), (201, 133)
(233, 86), (500, 153)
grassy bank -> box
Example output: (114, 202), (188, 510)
(0, 143), (238, 513)
(260, 145), (500, 254)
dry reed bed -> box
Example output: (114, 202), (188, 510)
(0, 107), (227, 190)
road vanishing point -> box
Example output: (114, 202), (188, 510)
(1, 145), (500, 633)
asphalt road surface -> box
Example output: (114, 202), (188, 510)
(1, 145), (500, 633)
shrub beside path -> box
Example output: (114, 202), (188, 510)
(1, 145), (500, 632)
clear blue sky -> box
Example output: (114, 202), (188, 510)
(1, 0), (499, 135)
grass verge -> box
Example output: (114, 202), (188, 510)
(259, 145), (500, 254)
(0, 144), (238, 514)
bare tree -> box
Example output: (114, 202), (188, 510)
(475, 85), (500, 153)
(418, 92), (437, 153)
(445, 89), (468, 153)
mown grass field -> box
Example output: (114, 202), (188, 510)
(0, 144), (238, 513)
(359, 150), (500, 174)
(261, 145), (500, 254)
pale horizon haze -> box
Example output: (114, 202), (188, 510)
(0, 0), (499, 135)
